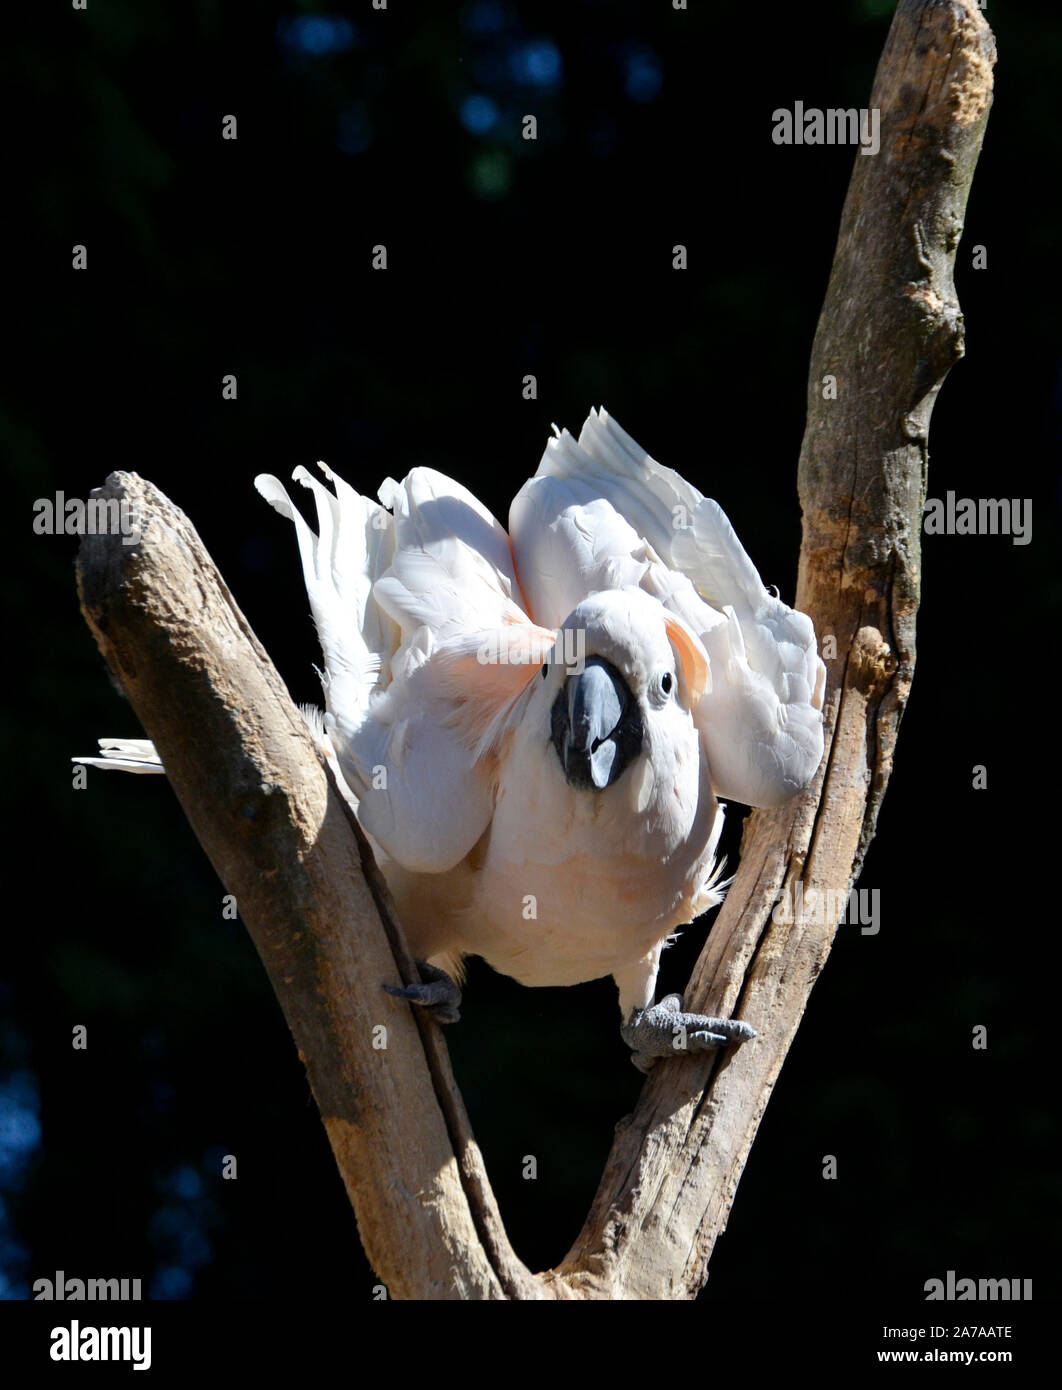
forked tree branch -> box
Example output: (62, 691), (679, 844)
(76, 0), (992, 1300)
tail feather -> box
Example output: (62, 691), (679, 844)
(72, 739), (165, 774)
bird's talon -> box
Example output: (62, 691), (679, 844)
(383, 960), (462, 1024)
(621, 997), (755, 1064)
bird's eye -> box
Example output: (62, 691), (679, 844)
(541, 663), (548, 680)
(648, 669), (675, 708)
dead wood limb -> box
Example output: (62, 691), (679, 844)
(76, 0), (992, 1301)
(545, 0), (994, 1299)
(77, 474), (539, 1301)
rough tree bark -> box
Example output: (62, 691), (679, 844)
(75, 0), (993, 1300)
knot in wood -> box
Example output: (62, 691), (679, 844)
(851, 626), (897, 691)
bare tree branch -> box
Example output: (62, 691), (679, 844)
(77, 477), (538, 1300)
(76, 0), (992, 1301)
(545, 0), (995, 1299)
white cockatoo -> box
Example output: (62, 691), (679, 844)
(78, 409), (825, 1068)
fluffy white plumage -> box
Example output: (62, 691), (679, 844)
(252, 408), (826, 1018)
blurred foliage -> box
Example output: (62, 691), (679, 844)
(4, 0), (1060, 1300)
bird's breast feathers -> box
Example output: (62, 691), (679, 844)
(453, 719), (724, 987)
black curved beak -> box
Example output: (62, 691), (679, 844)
(550, 657), (643, 790)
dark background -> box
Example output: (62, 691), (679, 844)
(4, 0), (1060, 1312)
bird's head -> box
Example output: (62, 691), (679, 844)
(543, 588), (709, 792)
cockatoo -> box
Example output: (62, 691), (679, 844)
(78, 409), (825, 1069)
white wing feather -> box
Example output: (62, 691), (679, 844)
(254, 463), (398, 758)
(373, 466), (530, 640)
(512, 408), (825, 807)
(259, 463), (542, 873)
(72, 738), (165, 773)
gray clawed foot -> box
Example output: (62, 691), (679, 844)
(621, 993), (755, 1072)
(384, 960), (462, 1024)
